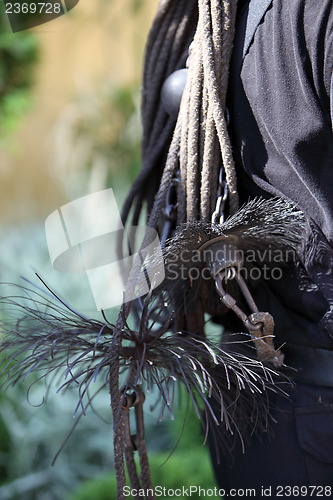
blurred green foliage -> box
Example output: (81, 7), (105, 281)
(67, 451), (215, 500)
(0, 6), (39, 150)
(67, 399), (217, 500)
(0, 357), (115, 500)
(50, 80), (142, 197)
(0, 393), (11, 483)
(98, 0), (144, 15)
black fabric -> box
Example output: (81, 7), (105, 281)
(231, 0), (333, 236)
(228, 0), (333, 352)
(208, 0), (333, 492)
(209, 384), (333, 494)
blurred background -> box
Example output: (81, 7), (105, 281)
(0, 1), (215, 499)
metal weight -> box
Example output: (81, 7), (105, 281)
(161, 68), (188, 119)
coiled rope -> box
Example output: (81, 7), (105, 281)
(122, 0), (238, 232)
(111, 1), (239, 498)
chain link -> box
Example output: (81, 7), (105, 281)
(212, 167), (228, 224)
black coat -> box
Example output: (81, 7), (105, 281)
(228, 0), (333, 363)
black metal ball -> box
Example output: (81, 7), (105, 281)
(161, 68), (188, 119)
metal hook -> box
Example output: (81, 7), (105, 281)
(215, 270), (284, 367)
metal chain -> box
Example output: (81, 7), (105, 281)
(212, 167), (228, 224)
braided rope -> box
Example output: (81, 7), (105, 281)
(109, 319), (126, 499)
